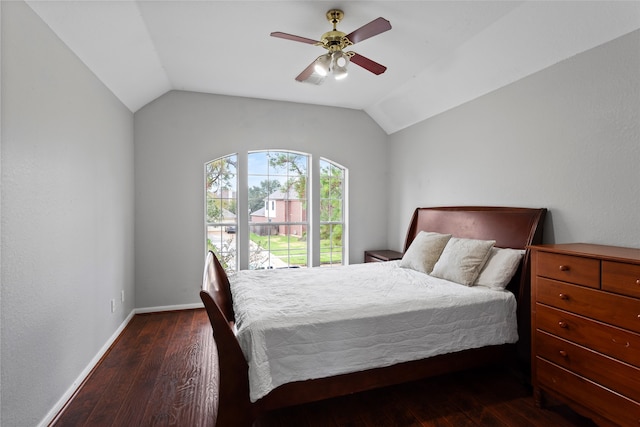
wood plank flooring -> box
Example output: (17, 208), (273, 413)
(51, 309), (596, 427)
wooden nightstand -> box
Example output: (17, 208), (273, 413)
(364, 250), (403, 263)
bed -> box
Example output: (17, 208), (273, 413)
(200, 206), (546, 426)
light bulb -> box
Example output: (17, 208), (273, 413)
(332, 51), (349, 80)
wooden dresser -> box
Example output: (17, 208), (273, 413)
(530, 243), (640, 426)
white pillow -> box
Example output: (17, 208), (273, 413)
(430, 237), (496, 286)
(399, 231), (452, 274)
(475, 248), (525, 290)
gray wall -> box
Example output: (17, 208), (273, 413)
(1, 2), (135, 426)
(2, 1), (639, 425)
(133, 91), (389, 308)
(387, 30), (640, 251)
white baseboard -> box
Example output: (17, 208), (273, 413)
(37, 302), (205, 427)
(37, 309), (136, 427)
(135, 302), (204, 314)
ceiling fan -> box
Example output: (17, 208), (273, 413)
(271, 9), (391, 84)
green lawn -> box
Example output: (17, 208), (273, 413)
(250, 233), (342, 266)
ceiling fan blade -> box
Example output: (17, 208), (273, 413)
(270, 32), (320, 45)
(349, 53), (387, 75)
(295, 61), (326, 85)
(346, 17), (391, 45)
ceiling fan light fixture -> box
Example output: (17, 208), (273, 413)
(314, 54), (332, 76)
(332, 51), (349, 68)
(333, 67), (348, 80)
(331, 51), (349, 80)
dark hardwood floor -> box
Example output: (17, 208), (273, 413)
(51, 309), (596, 427)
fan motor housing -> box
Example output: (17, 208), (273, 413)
(320, 10), (351, 52)
(320, 30), (351, 51)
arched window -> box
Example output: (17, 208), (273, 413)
(205, 151), (347, 273)
(205, 154), (238, 271)
(319, 158), (346, 266)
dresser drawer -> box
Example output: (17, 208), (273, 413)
(536, 330), (640, 402)
(602, 261), (640, 298)
(536, 303), (640, 367)
(536, 358), (640, 427)
(536, 251), (600, 288)
(535, 278), (640, 333)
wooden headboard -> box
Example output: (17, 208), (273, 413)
(404, 206), (546, 251)
(404, 206), (547, 363)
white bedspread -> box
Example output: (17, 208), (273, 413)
(229, 261), (518, 402)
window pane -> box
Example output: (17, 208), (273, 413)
(206, 225), (237, 271)
(319, 224), (343, 266)
(248, 151), (269, 175)
(320, 199), (342, 222)
(247, 224), (309, 269)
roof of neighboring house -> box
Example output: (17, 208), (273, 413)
(250, 207), (265, 216)
(267, 188), (301, 201)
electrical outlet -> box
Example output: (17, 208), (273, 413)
(121, 290), (125, 303)
(111, 299), (116, 313)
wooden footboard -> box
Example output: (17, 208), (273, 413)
(200, 206), (546, 426)
(200, 251), (255, 426)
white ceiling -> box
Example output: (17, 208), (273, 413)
(26, 1), (640, 134)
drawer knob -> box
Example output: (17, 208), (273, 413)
(636, 279), (640, 286)
(559, 293), (569, 300)
(559, 350), (568, 358)
(559, 265), (570, 271)
(559, 321), (568, 329)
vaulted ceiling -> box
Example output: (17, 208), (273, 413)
(26, 1), (640, 134)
